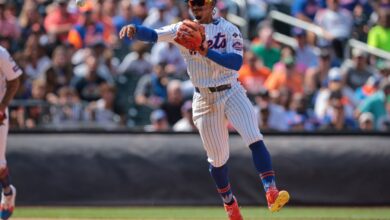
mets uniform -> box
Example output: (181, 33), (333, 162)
(0, 46), (23, 166)
(156, 17), (263, 167)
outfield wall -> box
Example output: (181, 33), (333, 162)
(7, 133), (390, 206)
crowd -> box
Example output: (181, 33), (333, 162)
(1, 0), (389, 132)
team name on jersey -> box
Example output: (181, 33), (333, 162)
(207, 32), (226, 49)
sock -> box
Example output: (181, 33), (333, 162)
(209, 164), (234, 205)
(0, 167), (11, 195)
(249, 140), (276, 192)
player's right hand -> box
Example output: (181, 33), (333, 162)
(119, 25), (136, 40)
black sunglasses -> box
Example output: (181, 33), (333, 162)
(188, 0), (206, 7)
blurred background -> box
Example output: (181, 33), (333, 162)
(1, 0), (389, 133)
(2, 0), (390, 209)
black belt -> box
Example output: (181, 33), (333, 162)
(195, 84), (232, 93)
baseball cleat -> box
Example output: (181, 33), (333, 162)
(0, 185), (16, 220)
(224, 197), (244, 220)
(266, 188), (289, 212)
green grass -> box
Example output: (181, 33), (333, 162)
(12, 207), (390, 220)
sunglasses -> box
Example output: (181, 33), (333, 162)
(188, 0), (206, 7)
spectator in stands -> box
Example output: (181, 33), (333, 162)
(67, 3), (105, 49)
(351, 3), (370, 42)
(49, 86), (84, 126)
(23, 34), (51, 81)
(164, 0), (181, 19)
(134, 61), (169, 109)
(357, 81), (390, 126)
(45, 45), (74, 95)
(117, 41), (152, 75)
(102, 0), (116, 18)
(368, 8), (390, 52)
(133, 0), (149, 21)
(292, 0), (322, 22)
(144, 109), (170, 132)
(73, 47), (114, 83)
(315, 0), (353, 59)
(253, 89), (289, 131)
(92, 0), (115, 47)
(293, 28), (319, 72)
(320, 90), (357, 130)
(270, 87), (293, 111)
(358, 112), (375, 131)
(161, 80), (184, 126)
(142, 2), (173, 29)
(24, 79), (50, 128)
(377, 60), (390, 80)
(113, 0), (142, 47)
(286, 93), (319, 131)
(341, 48), (374, 91)
(85, 83), (122, 128)
(305, 48), (333, 95)
(251, 24), (281, 69)
(151, 42), (187, 78)
(0, 0), (20, 43)
(315, 67), (357, 118)
(44, 0), (77, 43)
(71, 52), (108, 102)
(338, 0), (372, 13)
(173, 100), (196, 132)
(377, 95), (390, 131)
(354, 76), (381, 102)
(216, 1), (229, 20)
(265, 47), (304, 94)
(238, 50), (271, 97)
(19, 1), (45, 44)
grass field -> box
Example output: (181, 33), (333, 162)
(12, 207), (390, 220)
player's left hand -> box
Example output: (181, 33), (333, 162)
(174, 20), (207, 55)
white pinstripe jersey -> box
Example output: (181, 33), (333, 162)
(0, 46), (22, 101)
(156, 17), (244, 88)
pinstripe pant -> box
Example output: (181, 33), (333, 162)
(193, 82), (263, 167)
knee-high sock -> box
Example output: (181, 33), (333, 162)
(249, 140), (276, 191)
(0, 167), (11, 193)
(209, 164), (234, 204)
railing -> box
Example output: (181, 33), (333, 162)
(229, 0), (249, 39)
(268, 10), (390, 60)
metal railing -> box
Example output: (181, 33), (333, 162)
(269, 10), (390, 60)
(229, 0), (248, 39)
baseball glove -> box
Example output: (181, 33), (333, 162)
(0, 110), (6, 126)
(174, 20), (207, 54)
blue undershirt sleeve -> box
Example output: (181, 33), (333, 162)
(205, 49), (243, 71)
(134, 25), (158, 43)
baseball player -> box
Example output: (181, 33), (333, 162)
(0, 46), (22, 220)
(119, 0), (289, 219)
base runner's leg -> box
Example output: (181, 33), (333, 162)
(225, 86), (289, 212)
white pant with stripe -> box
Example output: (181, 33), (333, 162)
(193, 81), (263, 167)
